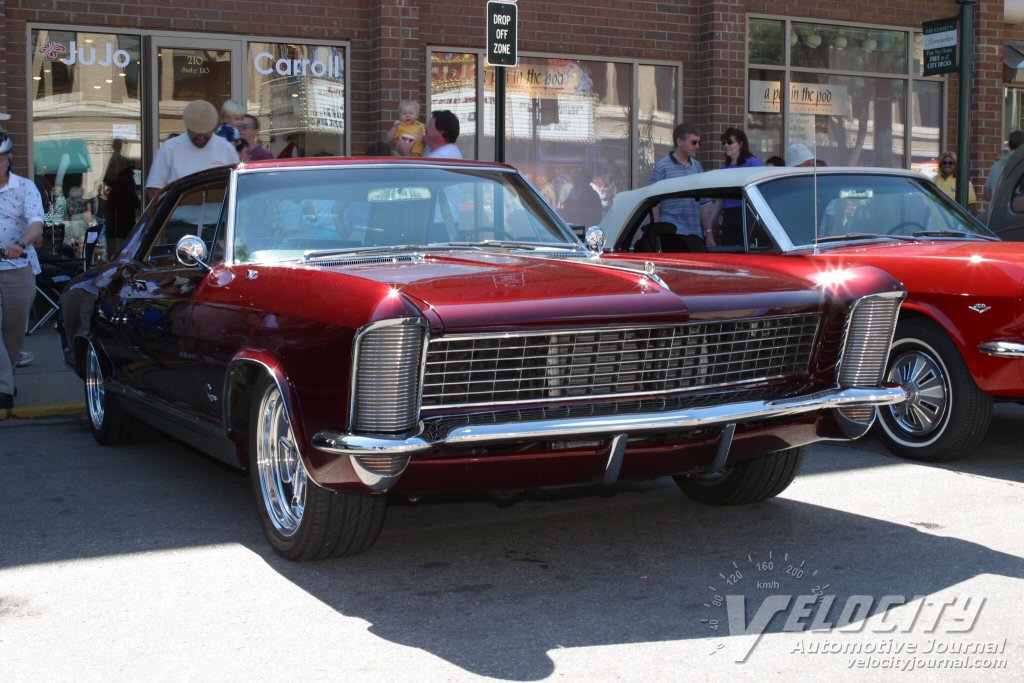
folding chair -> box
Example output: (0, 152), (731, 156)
(27, 251), (82, 336)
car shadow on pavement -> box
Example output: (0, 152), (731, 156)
(830, 402), (1024, 485)
(2, 418), (1021, 679)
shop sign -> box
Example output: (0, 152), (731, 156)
(49, 40), (132, 68)
(749, 80), (849, 116)
(304, 79), (345, 133)
(253, 51), (343, 78)
(922, 17), (958, 76)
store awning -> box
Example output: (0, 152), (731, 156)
(33, 138), (92, 175)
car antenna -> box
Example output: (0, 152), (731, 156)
(812, 138), (821, 253)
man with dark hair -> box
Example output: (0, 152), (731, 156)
(984, 130), (1024, 202)
(648, 122), (705, 241)
(398, 110), (462, 159)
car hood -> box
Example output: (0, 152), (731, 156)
(315, 251), (831, 332)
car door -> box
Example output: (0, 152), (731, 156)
(118, 176), (229, 413)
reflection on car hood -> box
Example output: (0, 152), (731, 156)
(311, 251), (829, 331)
(799, 237), (1024, 261)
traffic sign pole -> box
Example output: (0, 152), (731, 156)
(495, 68), (506, 162)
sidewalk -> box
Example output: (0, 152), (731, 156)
(2, 325), (85, 420)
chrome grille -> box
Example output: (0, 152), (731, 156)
(838, 292), (905, 422)
(352, 319), (426, 433)
(423, 314), (821, 408)
(839, 293), (904, 388)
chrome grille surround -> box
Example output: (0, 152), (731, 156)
(837, 290), (906, 422)
(422, 314), (821, 409)
(350, 318), (428, 433)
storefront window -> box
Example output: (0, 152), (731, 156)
(748, 16), (941, 170)
(637, 64), (678, 187)
(749, 18), (785, 66)
(791, 71), (906, 167)
(31, 28), (144, 256)
(430, 52), (478, 160)
(913, 81), (943, 175)
(247, 42), (347, 158)
(746, 69), (785, 161)
(478, 57), (631, 226)
(791, 23), (907, 75)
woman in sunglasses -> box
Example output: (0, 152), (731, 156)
(934, 151), (978, 215)
(705, 127), (764, 247)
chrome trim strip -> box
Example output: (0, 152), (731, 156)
(312, 385), (907, 458)
(978, 341), (1024, 358)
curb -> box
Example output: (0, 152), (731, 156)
(1, 403), (86, 420)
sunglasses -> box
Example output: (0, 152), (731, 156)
(722, 140), (738, 147)
(940, 160), (955, 166)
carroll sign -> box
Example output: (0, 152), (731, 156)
(922, 17), (958, 76)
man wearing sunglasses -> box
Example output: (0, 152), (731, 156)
(145, 100), (239, 201)
(648, 122), (707, 247)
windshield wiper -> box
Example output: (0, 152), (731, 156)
(303, 245), (424, 260)
(911, 230), (996, 240)
(814, 232), (916, 243)
(436, 240), (579, 250)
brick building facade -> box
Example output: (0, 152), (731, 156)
(5, 0), (1024, 220)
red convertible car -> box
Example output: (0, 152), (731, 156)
(60, 158), (905, 560)
(600, 166), (1022, 462)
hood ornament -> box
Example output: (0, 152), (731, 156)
(968, 303), (990, 314)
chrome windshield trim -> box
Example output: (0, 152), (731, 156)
(312, 384), (906, 457)
(978, 341), (1024, 358)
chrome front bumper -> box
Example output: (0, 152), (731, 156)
(311, 385), (907, 490)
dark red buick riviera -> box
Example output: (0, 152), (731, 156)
(60, 158), (906, 560)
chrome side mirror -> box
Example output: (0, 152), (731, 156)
(176, 235), (211, 270)
(584, 226), (605, 256)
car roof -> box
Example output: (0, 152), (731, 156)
(599, 166), (932, 240)
(235, 156), (515, 173)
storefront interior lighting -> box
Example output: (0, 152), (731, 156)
(93, 85), (101, 89)
(33, 76), (42, 81)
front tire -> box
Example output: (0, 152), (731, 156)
(85, 340), (150, 445)
(248, 375), (387, 560)
(674, 447), (805, 505)
(875, 319), (992, 462)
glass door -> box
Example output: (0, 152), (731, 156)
(148, 36), (242, 157)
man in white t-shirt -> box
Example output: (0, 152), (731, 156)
(146, 100), (239, 201)
(397, 110), (463, 159)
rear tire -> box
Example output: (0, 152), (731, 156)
(674, 447), (805, 505)
(85, 340), (150, 445)
(875, 319), (992, 462)
(248, 374), (387, 560)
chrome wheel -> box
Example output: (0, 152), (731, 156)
(885, 348), (949, 437)
(255, 383), (307, 536)
(85, 343), (105, 431)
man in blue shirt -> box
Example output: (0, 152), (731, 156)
(648, 122), (706, 244)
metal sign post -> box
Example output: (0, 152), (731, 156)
(486, 0), (518, 163)
(956, 0), (977, 209)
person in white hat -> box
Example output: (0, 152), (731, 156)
(145, 100), (239, 201)
(786, 142), (825, 167)
(0, 130), (44, 409)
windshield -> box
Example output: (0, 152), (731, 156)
(755, 174), (996, 247)
(232, 166), (578, 263)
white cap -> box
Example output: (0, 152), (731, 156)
(0, 111), (11, 122)
(786, 143), (815, 167)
